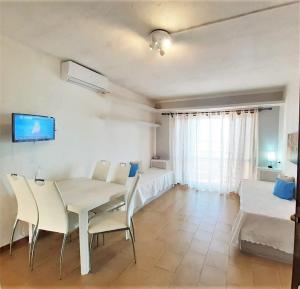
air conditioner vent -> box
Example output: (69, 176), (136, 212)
(61, 61), (109, 93)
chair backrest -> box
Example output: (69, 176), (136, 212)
(6, 174), (38, 225)
(126, 174), (141, 227)
(110, 163), (130, 185)
(92, 160), (111, 182)
(26, 179), (68, 234)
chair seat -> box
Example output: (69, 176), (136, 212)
(68, 211), (95, 233)
(88, 211), (127, 234)
(92, 195), (126, 214)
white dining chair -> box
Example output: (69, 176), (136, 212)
(6, 174), (39, 263)
(93, 162), (131, 215)
(92, 160), (111, 182)
(104, 169), (140, 212)
(110, 162), (131, 186)
(26, 179), (80, 279)
(88, 174), (140, 271)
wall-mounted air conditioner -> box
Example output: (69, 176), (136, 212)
(61, 61), (109, 93)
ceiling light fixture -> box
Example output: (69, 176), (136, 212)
(146, 2), (297, 57)
(149, 29), (172, 56)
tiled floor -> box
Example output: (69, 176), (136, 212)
(0, 185), (292, 288)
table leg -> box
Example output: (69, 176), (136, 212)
(79, 211), (90, 275)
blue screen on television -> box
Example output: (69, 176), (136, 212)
(12, 114), (55, 142)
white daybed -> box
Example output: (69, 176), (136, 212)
(107, 161), (174, 212)
(232, 179), (296, 263)
(133, 167), (174, 212)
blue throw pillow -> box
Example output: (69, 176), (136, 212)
(273, 178), (295, 201)
(129, 163), (139, 177)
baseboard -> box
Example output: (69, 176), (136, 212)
(0, 236), (29, 252)
(0, 231), (51, 252)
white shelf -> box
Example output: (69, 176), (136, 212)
(105, 94), (158, 113)
(99, 115), (160, 128)
(135, 120), (160, 128)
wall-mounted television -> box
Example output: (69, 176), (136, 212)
(12, 113), (55, 142)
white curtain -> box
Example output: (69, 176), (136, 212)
(169, 111), (258, 194)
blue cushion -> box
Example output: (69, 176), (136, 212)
(273, 178), (295, 200)
(129, 163), (139, 177)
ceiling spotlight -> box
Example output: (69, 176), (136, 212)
(149, 29), (172, 56)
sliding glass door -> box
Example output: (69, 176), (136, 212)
(169, 110), (258, 194)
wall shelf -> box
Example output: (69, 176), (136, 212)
(99, 115), (160, 128)
(105, 94), (158, 113)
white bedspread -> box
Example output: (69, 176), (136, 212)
(239, 180), (295, 220)
(134, 168), (174, 212)
(232, 179), (295, 254)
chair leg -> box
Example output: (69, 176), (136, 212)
(10, 219), (19, 256)
(130, 218), (136, 242)
(96, 233), (99, 248)
(30, 229), (40, 271)
(28, 224), (36, 266)
(59, 234), (68, 280)
(102, 233), (105, 246)
(89, 234), (94, 273)
(128, 229), (136, 264)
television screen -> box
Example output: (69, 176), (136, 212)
(12, 113), (55, 142)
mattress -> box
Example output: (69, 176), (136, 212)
(232, 179), (295, 255)
(133, 168), (174, 212)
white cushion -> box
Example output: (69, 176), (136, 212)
(88, 211), (127, 234)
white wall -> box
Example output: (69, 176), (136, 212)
(282, 81), (300, 178)
(156, 115), (169, 160)
(0, 35), (154, 247)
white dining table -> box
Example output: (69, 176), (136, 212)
(56, 178), (127, 275)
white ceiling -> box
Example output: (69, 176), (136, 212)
(0, 1), (299, 100)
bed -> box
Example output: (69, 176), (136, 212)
(106, 161), (174, 213)
(231, 179), (296, 263)
(133, 167), (174, 212)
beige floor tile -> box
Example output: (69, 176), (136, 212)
(209, 239), (229, 255)
(180, 249), (206, 271)
(194, 229), (214, 243)
(278, 263), (292, 289)
(163, 239), (192, 255)
(135, 239), (166, 260)
(170, 264), (200, 289)
(215, 223), (232, 234)
(252, 263), (282, 289)
(155, 250), (183, 272)
(205, 250), (228, 271)
(110, 264), (150, 288)
(226, 264), (254, 287)
(190, 239), (210, 255)
(199, 265), (226, 287)
(142, 267), (174, 289)
(197, 222), (215, 233)
(213, 231), (230, 244)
